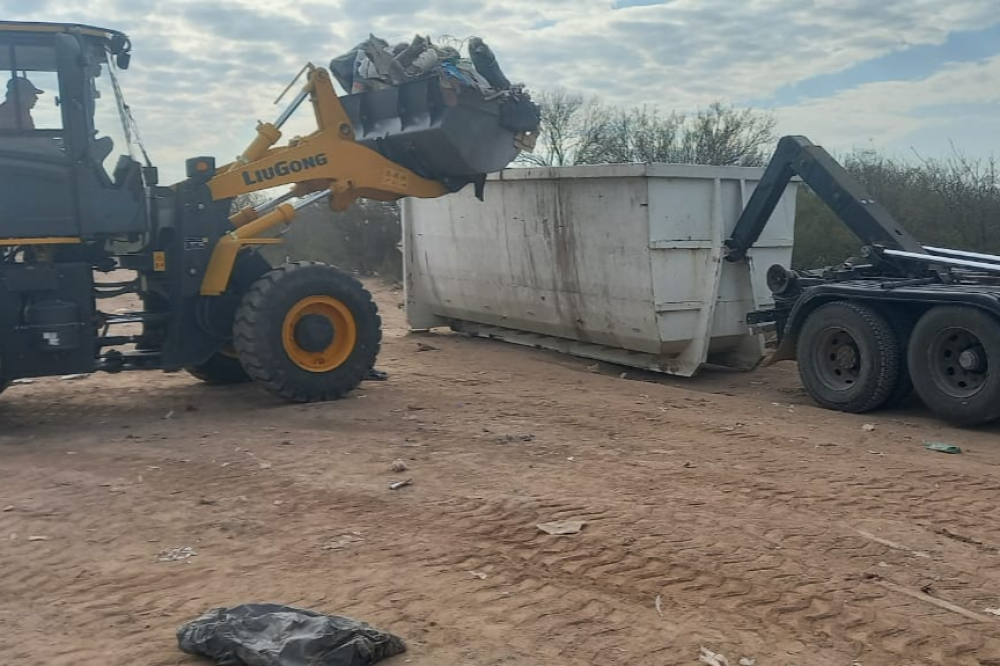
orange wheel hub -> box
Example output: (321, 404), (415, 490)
(281, 296), (357, 372)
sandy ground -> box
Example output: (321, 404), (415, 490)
(2, 280), (1000, 666)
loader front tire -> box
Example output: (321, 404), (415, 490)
(233, 262), (381, 403)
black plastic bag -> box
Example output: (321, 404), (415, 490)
(177, 603), (406, 666)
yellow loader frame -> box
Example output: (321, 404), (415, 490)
(200, 65), (448, 296)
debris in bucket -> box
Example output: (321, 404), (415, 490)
(177, 603), (406, 666)
(389, 459), (409, 473)
(537, 520), (586, 536)
(158, 546), (197, 562)
(925, 441), (962, 455)
(331, 33), (524, 100)
(328, 33), (539, 190)
(389, 479), (413, 491)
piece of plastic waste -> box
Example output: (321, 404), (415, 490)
(365, 369), (388, 381)
(177, 604), (406, 666)
(924, 441), (962, 454)
(537, 520), (586, 535)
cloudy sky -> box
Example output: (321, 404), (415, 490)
(4, 0), (1000, 183)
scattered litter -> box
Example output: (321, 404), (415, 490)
(655, 594), (663, 617)
(164, 410), (175, 420)
(537, 520), (586, 536)
(684, 461), (695, 468)
(416, 342), (439, 352)
(389, 479), (413, 491)
(469, 571), (489, 580)
(177, 603), (406, 666)
(273, 500), (284, 506)
(566, 456), (576, 462)
(587, 363), (600, 373)
(493, 433), (535, 444)
(279, 440), (294, 446)
(739, 659), (757, 666)
(59, 373), (89, 381)
(27, 535), (49, 542)
(366, 369), (389, 381)
(857, 530), (930, 558)
(877, 579), (992, 622)
(1, 505), (13, 512)
(862, 424), (876, 432)
(198, 498), (218, 506)
(245, 451), (272, 469)
(12, 378), (34, 385)
(324, 534), (365, 551)
(925, 441), (962, 455)
(389, 459), (409, 473)
(868, 450), (885, 456)
(985, 607), (1000, 617)
(619, 372), (628, 379)
(699, 647), (730, 666)
(158, 546), (197, 562)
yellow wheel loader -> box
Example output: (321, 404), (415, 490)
(0, 22), (537, 401)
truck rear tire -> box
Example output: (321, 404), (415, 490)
(907, 306), (1000, 426)
(797, 301), (901, 413)
(233, 262), (381, 403)
(882, 307), (918, 408)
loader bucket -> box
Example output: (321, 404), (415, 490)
(340, 77), (538, 191)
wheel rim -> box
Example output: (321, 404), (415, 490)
(927, 326), (989, 399)
(814, 326), (861, 391)
(281, 296), (357, 373)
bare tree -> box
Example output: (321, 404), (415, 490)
(518, 90), (584, 167)
(524, 91), (776, 168)
(678, 103), (777, 167)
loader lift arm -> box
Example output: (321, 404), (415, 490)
(196, 65), (452, 296)
(724, 135), (926, 263)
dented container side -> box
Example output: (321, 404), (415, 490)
(405, 171), (662, 353)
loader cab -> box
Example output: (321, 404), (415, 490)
(0, 21), (148, 241)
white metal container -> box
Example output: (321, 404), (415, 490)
(402, 163), (798, 376)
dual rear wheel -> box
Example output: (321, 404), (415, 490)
(797, 301), (1000, 426)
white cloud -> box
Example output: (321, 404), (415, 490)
(3, 0), (999, 181)
(775, 53), (1000, 153)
